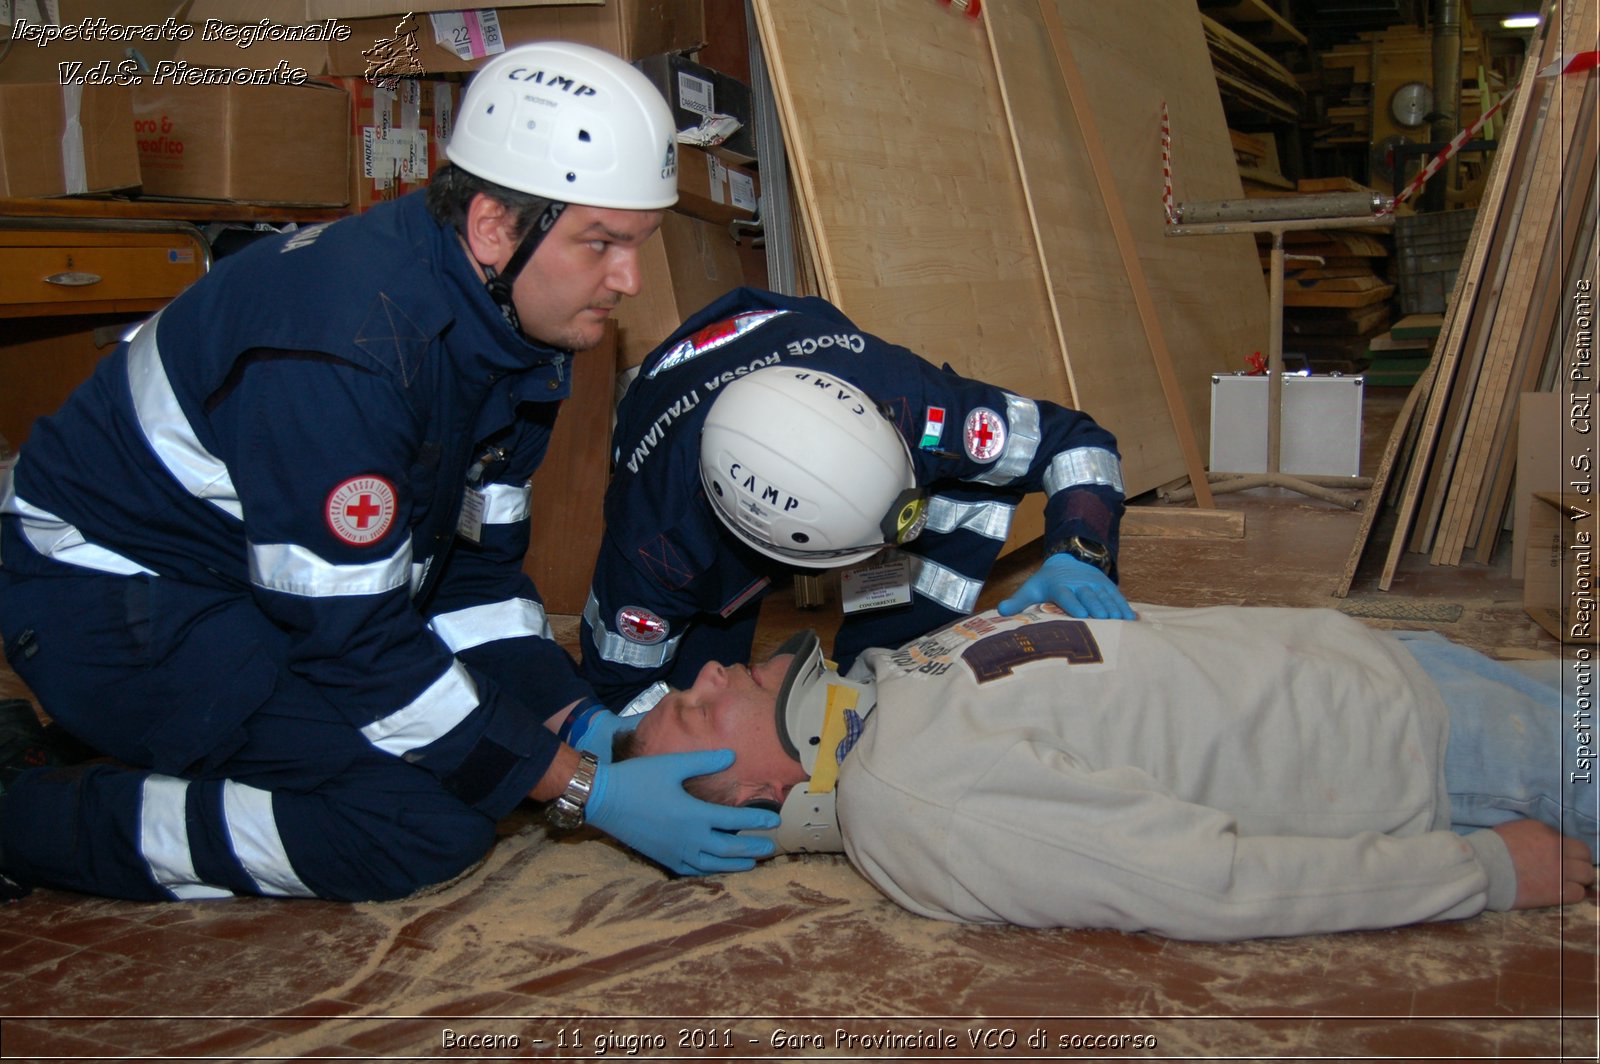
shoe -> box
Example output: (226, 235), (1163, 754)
(0, 698), (65, 794)
(0, 699), (59, 902)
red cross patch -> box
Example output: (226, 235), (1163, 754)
(326, 475), (397, 546)
(963, 408), (1007, 463)
(617, 606), (670, 645)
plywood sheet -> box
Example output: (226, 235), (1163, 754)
(753, 0), (1061, 399)
(752, 0), (1267, 499)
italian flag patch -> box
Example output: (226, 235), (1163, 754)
(919, 406), (946, 449)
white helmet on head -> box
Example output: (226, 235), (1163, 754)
(447, 40), (678, 210)
(698, 366), (927, 569)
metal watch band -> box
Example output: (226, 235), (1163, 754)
(547, 750), (600, 830)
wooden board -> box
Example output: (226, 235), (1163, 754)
(981, 0), (1267, 490)
(1375, 7), (1569, 588)
(751, 0), (1267, 508)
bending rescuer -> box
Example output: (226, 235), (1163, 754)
(581, 286), (1133, 713)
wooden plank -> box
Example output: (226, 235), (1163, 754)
(1282, 283), (1396, 308)
(1434, 21), (1595, 564)
(1001, 0), (1220, 506)
(751, 0), (1065, 548)
(1377, 12), (1556, 588)
(1470, 128), (1597, 564)
(1197, 0), (1308, 46)
(1391, 313), (1445, 339)
(1337, 355), (1438, 597)
(751, 0), (1266, 522)
(1122, 506), (1245, 538)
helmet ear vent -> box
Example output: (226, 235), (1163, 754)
(791, 532), (810, 544)
(578, 129), (592, 142)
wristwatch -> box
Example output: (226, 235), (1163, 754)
(1058, 535), (1112, 575)
(547, 751), (600, 830)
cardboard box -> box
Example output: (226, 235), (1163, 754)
(635, 50), (754, 164)
(326, 76), (457, 211)
(1525, 491), (1597, 643)
(131, 82), (351, 206)
(177, 1), (705, 75)
(0, 84), (141, 197)
(674, 145), (757, 225)
(611, 209), (747, 368)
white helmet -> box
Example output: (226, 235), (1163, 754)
(446, 41), (678, 210)
(699, 366), (927, 569)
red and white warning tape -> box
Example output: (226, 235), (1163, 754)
(1161, 101), (1177, 224)
(1385, 49), (1598, 211)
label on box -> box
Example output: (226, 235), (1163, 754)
(430, 10), (504, 61)
(433, 82), (455, 146)
(728, 171), (757, 213)
(676, 71), (715, 117)
(363, 127), (428, 183)
(706, 156), (727, 205)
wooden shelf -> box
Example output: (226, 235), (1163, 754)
(0, 197), (348, 225)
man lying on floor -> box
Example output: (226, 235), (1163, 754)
(598, 601), (1596, 942)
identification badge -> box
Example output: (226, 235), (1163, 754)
(840, 552), (914, 614)
(457, 486), (487, 544)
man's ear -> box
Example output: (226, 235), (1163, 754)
(462, 192), (514, 271)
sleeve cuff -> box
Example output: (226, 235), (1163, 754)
(1465, 829), (1518, 911)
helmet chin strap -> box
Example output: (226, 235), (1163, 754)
(482, 200), (567, 334)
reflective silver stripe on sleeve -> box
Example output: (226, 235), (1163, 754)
(479, 481), (531, 525)
(1043, 446), (1125, 497)
(924, 495), (1016, 541)
(972, 392), (1041, 486)
(139, 776), (235, 900)
(359, 659), (480, 756)
(584, 591), (684, 668)
(429, 598), (553, 653)
(3, 475), (155, 576)
(126, 314), (243, 521)
(221, 780), (313, 898)
(249, 536), (413, 597)
(907, 554), (985, 614)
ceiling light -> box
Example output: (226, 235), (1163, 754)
(1501, 14), (1541, 28)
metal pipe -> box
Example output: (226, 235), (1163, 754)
(1432, 0), (1463, 203)
(1174, 191), (1388, 224)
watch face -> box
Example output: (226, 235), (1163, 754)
(547, 799), (583, 830)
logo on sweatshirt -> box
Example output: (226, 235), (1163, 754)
(326, 475), (397, 546)
(617, 606), (670, 645)
(963, 407), (1006, 462)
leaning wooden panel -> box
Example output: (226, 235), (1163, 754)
(982, 0), (1267, 491)
(751, 0), (1066, 426)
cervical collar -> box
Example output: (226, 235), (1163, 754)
(751, 629), (877, 855)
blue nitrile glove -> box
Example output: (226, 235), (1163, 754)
(563, 701), (638, 764)
(997, 552), (1136, 620)
(586, 750), (780, 875)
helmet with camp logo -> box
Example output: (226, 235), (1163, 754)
(447, 41), (678, 209)
(698, 366), (927, 569)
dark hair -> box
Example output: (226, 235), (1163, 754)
(426, 161), (557, 239)
(612, 731), (741, 806)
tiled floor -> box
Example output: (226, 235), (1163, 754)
(1, 387), (1595, 1061)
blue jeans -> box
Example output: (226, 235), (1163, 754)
(1397, 631), (1599, 852)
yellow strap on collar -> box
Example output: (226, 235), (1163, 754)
(807, 681), (858, 793)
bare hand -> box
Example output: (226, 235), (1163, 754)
(1492, 819), (1597, 909)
